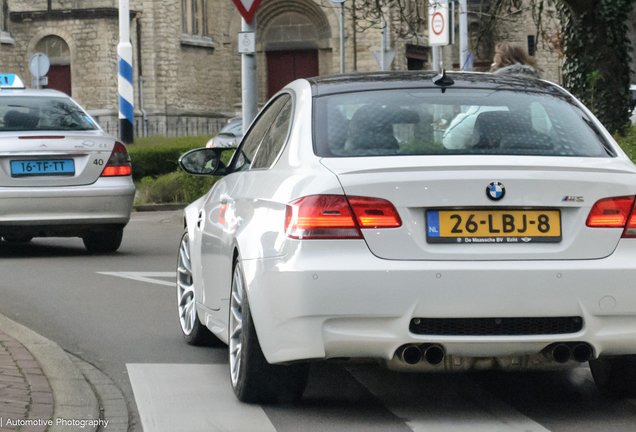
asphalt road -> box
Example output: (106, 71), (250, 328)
(2, 210), (636, 432)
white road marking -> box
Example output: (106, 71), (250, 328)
(347, 366), (551, 432)
(127, 364), (278, 432)
(96, 271), (176, 287)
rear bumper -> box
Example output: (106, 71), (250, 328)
(242, 239), (636, 364)
(0, 177), (134, 234)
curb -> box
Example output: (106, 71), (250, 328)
(133, 203), (188, 212)
(0, 315), (126, 432)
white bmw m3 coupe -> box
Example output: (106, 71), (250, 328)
(0, 75), (134, 252)
(177, 71), (636, 403)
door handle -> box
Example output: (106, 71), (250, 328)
(196, 210), (204, 229)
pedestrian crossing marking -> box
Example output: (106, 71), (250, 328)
(128, 363), (559, 432)
(346, 365), (551, 432)
(127, 364), (277, 432)
(96, 271), (176, 287)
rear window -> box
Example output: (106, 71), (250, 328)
(314, 88), (612, 158)
(0, 96), (98, 132)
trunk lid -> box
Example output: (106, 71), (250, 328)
(321, 155), (636, 260)
(0, 131), (117, 187)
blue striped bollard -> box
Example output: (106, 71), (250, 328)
(118, 0), (134, 144)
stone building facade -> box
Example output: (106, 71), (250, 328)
(0, 0), (569, 138)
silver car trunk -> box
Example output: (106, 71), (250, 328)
(0, 131), (116, 187)
(321, 155), (636, 261)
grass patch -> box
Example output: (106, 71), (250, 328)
(135, 170), (219, 205)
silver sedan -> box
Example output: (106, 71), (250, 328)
(0, 75), (134, 252)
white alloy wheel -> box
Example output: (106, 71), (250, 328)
(229, 259), (309, 403)
(177, 231), (220, 346)
(229, 262), (244, 386)
(178, 233), (196, 335)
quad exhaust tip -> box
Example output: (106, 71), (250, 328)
(572, 343), (593, 363)
(399, 342), (592, 366)
(402, 346), (423, 365)
(551, 344), (571, 363)
(546, 342), (593, 364)
(400, 344), (445, 365)
(424, 345), (445, 365)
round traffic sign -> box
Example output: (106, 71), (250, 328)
(432, 12), (445, 36)
(29, 53), (50, 78)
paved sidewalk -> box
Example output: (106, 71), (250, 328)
(0, 314), (127, 432)
(0, 331), (53, 432)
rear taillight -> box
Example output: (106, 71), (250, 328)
(284, 195), (401, 239)
(348, 196), (402, 228)
(100, 142), (132, 177)
(586, 195), (636, 237)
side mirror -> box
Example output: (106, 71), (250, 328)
(179, 147), (234, 176)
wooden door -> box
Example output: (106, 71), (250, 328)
(46, 65), (72, 96)
(266, 50), (318, 98)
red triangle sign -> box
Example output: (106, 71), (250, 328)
(231, 0), (263, 24)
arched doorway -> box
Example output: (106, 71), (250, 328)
(262, 11), (326, 97)
(34, 35), (71, 96)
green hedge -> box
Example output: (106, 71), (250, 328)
(615, 125), (636, 161)
(129, 135), (237, 204)
(127, 135), (212, 180)
(135, 170), (219, 204)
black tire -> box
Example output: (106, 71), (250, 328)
(589, 355), (636, 398)
(82, 228), (123, 253)
(229, 259), (309, 404)
(3, 236), (33, 243)
(177, 231), (223, 346)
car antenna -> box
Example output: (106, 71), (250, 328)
(433, 69), (455, 87)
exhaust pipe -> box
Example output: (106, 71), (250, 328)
(551, 344), (572, 363)
(572, 343), (592, 363)
(424, 344), (445, 365)
(401, 346), (423, 365)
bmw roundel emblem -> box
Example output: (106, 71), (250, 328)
(486, 182), (505, 201)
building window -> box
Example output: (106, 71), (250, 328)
(181, 0), (188, 34)
(181, 0), (214, 48)
(201, 0), (208, 36)
(1, 0), (7, 32)
(0, 0), (15, 45)
(191, 0), (198, 35)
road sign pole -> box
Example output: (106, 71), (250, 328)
(340, 3), (345, 73)
(118, 0), (134, 144)
(432, 46), (439, 72)
(241, 17), (258, 134)
(459, 0), (470, 70)
(381, 21), (386, 71)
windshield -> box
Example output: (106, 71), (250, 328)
(0, 96), (99, 132)
(314, 88), (612, 158)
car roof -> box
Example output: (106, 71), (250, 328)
(306, 71), (564, 97)
(0, 88), (70, 97)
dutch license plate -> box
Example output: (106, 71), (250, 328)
(426, 209), (562, 244)
(10, 160), (75, 177)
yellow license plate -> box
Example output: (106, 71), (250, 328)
(426, 210), (561, 244)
